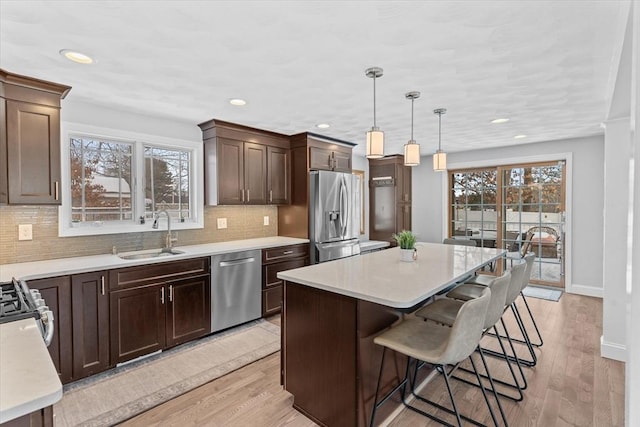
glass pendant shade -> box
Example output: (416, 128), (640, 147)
(404, 141), (420, 166)
(366, 128), (384, 159)
(433, 150), (447, 171)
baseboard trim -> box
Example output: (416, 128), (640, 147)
(567, 284), (603, 298)
(600, 336), (627, 362)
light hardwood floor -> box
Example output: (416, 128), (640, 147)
(120, 293), (624, 427)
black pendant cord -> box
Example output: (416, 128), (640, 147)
(373, 75), (377, 128)
(410, 98), (414, 141)
(438, 112), (442, 151)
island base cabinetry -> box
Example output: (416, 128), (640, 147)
(282, 282), (405, 427)
(0, 406), (53, 427)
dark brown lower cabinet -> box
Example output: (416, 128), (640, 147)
(166, 274), (211, 347)
(283, 281), (404, 427)
(71, 271), (109, 380)
(110, 267), (211, 365)
(1, 405), (53, 427)
(110, 284), (166, 365)
(27, 277), (73, 384)
(261, 244), (309, 317)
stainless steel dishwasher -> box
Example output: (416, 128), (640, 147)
(211, 249), (262, 333)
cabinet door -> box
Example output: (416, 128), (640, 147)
(309, 146), (333, 170)
(267, 146), (290, 204)
(166, 275), (211, 348)
(28, 276), (73, 384)
(333, 151), (352, 172)
(110, 284), (166, 365)
(397, 203), (412, 233)
(262, 286), (283, 317)
(71, 271), (110, 379)
(263, 258), (307, 289)
(244, 142), (267, 204)
(397, 164), (411, 203)
(6, 100), (61, 204)
(217, 138), (244, 204)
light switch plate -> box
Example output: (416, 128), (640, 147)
(263, 216), (269, 226)
(18, 224), (33, 241)
(217, 218), (227, 229)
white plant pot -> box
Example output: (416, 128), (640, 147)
(399, 248), (416, 262)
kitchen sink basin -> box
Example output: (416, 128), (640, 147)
(117, 248), (185, 260)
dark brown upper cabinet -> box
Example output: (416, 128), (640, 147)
(267, 146), (290, 205)
(309, 146), (352, 172)
(198, 119), (290, 206)
(0, 69), (71, 205)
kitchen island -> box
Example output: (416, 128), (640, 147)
(277, 243), (505, 427)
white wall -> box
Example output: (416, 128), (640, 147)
(61, 99), (202, 142)
(412, 134), (605, 296)
(627, 1), (639, 425)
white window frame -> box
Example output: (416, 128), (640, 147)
(59, 122), (204, 237)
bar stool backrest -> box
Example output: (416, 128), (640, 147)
(483, 272), (511, 329)
(505, 261), (527, 306)
(519, 252), (536, 291)
(439, 287), (491, 365)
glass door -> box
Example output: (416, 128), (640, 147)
(500, 162), (565, 287)
(449, 161), (566, 288)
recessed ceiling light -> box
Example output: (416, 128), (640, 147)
(490, 118), (510, 124)
(514, 134), (527, 139)
(59, 49), (94, 64)
(229, 98), (247, 106)
(316, 123), (330, 129)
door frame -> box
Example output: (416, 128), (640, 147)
(443, 152), (575, 294)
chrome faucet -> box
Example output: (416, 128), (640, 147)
(152, 210), (177, 250)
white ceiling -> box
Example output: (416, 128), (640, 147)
(0, 0), (629, 157)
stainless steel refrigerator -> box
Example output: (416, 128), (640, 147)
(309, 170), (361, 263)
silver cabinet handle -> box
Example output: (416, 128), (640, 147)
(161, 287), (165, 304)
(101, 275), (105, 295)
(241, 189), (245, 202)
(247, 189), (250, 202)
(270, 190), (273, 203)
(283, 250), (293, 255)
(54, 181), (59, 200)
(169, 285), (173, 302)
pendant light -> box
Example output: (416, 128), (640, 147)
(365, 67), (384, 159)
(433, 108), (447, 172)
(404, 91), (421, 166)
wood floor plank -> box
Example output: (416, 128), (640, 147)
(119, 294), (624, 427)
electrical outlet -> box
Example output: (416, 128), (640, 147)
(217, 218), (227, 229)
(18, 224), (33, 241)
(263, 216), (269, 226)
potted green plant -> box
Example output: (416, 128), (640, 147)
(393, 230), (417, 262)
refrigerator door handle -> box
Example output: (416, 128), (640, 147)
(341, 176), (349, 238)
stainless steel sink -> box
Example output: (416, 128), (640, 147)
(117, 248), (185, 260)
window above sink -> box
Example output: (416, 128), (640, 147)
(59, 122), (204, 237)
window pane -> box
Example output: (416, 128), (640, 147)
(144, 146), (191, 220)
(70, 136), (133, 222)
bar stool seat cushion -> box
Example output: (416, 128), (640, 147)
(464, 274), (494, 286)
(413, 299), (462, 326)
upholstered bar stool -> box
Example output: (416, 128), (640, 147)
(369, 288), (497, 427)
(451, 254), (538, 368)
(513, 253), (544, 347)
(415, 271), (525, 404)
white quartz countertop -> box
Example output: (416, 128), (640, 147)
(0, 236), (309, 282)
(278, 242), (506, 309)
(0, 319), (63, 423)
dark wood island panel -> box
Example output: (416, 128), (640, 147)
(282, 282), (406, 427)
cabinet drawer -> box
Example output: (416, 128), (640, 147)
(263, 258), (307, 289)
(262, 244), (309, 263)
(262, 286), (283, 316)
(109, 257), (209, 291)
